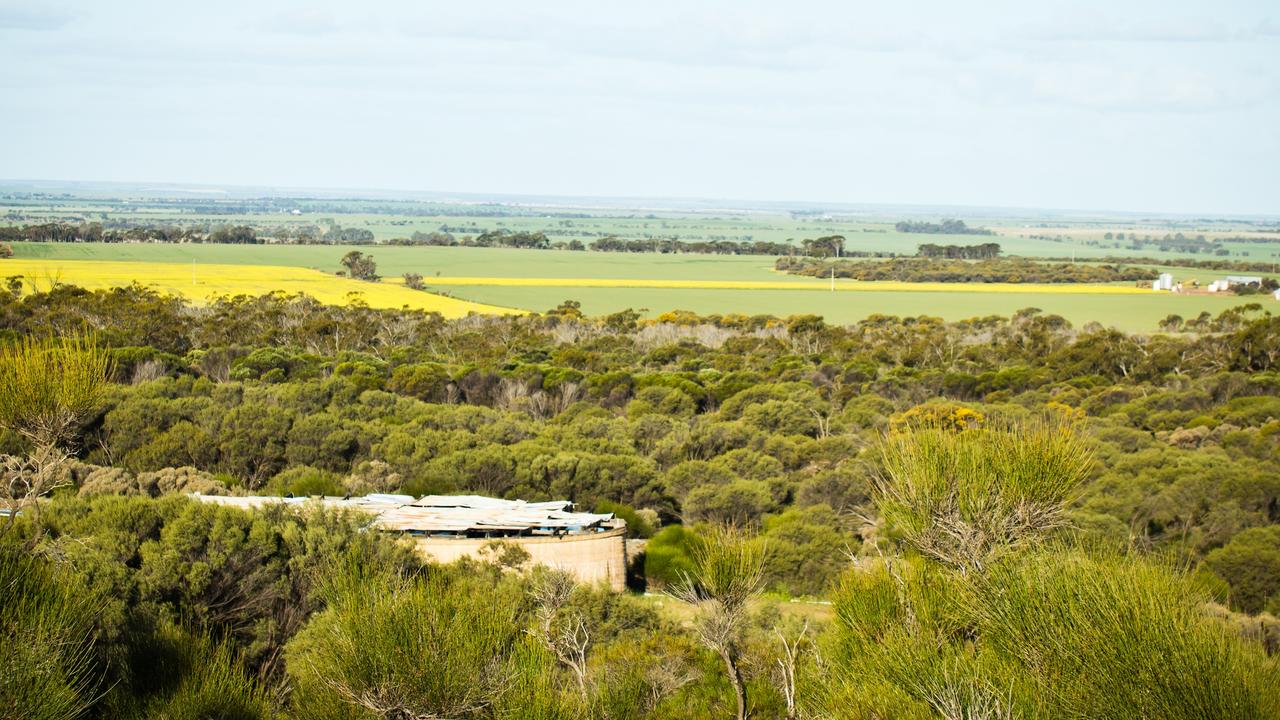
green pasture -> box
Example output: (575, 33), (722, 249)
(427, 284), (1264, 331)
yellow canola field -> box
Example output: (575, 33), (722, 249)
(1, 259), (522, 318)
(407, 276), (1150, 295)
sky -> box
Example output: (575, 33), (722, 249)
(1, 0), (1277, 215)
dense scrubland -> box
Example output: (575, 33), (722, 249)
(3, 282), (1280, 719)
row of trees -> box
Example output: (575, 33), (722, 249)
(894, 219), (995, 236)
(393, 230), (863, 258)
(915, 242), (1001, 259)
(775, 256), (1159, 283)
(1044, 254), (1280, 275)
(0, 222), (379, 246)
(0, 222), (892, 259)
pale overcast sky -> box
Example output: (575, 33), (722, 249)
(1, 0), (1277, 214)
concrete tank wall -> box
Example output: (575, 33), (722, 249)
(411, 526), (628, 591)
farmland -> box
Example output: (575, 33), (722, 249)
(0, 257), (519, 318)
(4, 188), (1279, 330)
(6, 187), (1280, 262)
(4, 241), (1271, 330)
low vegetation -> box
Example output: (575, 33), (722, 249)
(2, 282), (1279, 718)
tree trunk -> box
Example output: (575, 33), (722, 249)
(720, 648), (747, 720)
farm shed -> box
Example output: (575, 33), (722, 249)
(194, 493), (628, 590)
(1225, 275), (1263, 286)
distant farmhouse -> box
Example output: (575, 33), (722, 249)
(195, 493), (629, 590)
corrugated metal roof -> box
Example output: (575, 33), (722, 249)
(411, 495), (572, 511)
(191, 493), (614, 535)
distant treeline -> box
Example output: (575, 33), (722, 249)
(1045, 255), (1280, 275)
(895, 219), (995, 236)
(0, 222), (877, 258)
(0, 222), (375, 245)
(383, 230), (899, 258)
(777, 256), (1158, 284)
(1102, 231), (1280, 255)
(917, 242), (1002, 259)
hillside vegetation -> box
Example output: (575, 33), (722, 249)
(2, 283), (1279, 719)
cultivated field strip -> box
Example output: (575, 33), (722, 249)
(0, 259), (522, 317)
(406, 276), (1150, 295)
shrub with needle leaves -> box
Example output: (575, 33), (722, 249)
(872, 417), (1093, 572)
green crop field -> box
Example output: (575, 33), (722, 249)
(7, 241), (1273, 331)
(424, 284), (1259, 330)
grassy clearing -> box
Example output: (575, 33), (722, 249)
(0, 258), (519, 318)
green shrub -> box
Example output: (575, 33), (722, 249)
(286, 565), (575, 720)
(1205, 526), (1280, 614)
(873, 418), (1093, 571)
(643, 525), (699, 589)
(0, 549), (101, 720)
(972, 552), (1280, 720)
(594, 500), (655, 538)
(110, 621), (274, 720)
(267, 465), (345, 497)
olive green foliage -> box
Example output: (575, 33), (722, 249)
(595, 499), (656, 538)
(287, 565), (577, 720)
(107, 621), (273, 720)
(760, 505), (853, 596)
(33, 494), (422, 686)
(644, 525), (700, 589)
(3, 287), (1275, 604)
(1205, 525), (1280, 615)
(2, 287), (1280, 719)
(672, 526), (768, 720)
(818, 551), (1280, 720)
(0, 550), (101, 720)
(815, 419), (1280, 720)
(973, 552), (1280, 719)
(0, 333), (114, 446)
(0, 333), (115, 538)
(873, 419), (1094, 571)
